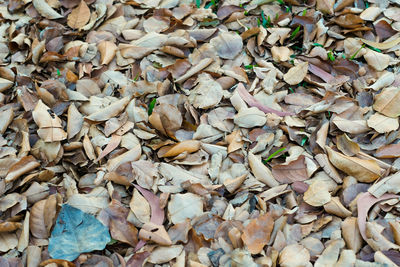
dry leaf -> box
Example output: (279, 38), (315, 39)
(336, 133), (360, 156)
(304, 179), (331, 207)
(326, 146), (382, 182)
(210, 32), (243, 59)
(279, 244), (311, 267)
(248, 152), (279, 187)
(272, 155), (308, 184)
(168, 193), (203, 224)
(241, 212), (274, 254)
(139, 222), (172, 246)
(373, 87), (400, 118)
(341, 217), (362, 253)
(283, 62), (308, 85)
(67, 0), (90, 29)
(367, 113), (399, 133)
(98, 41), (117, 65)
(189, 73), (223, 109)
(33, 100), (67, 142)
(5, 156), (40, 183)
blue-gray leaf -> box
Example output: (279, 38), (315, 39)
(48, 204), (111, 261)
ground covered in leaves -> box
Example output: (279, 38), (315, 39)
(2, 0), (400, 266)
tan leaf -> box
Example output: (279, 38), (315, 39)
(332, 115), (370, 134)
(336, 134), (360, 156)
(342, 217), (362, 253)
(234, 107), (267, 128)
(67, 0), (90, 29)
(5, 155), (40, 183)
(17, 212), (30, 252)
(366, 222), (400, 251)
(32, 100), (67, 142)
(33, 0), (63, 19)
(139, 222), (172, 246)
(0, 222), (22, 232)
(248, 152), (279, 187)
(0, 232), (18, 252)
(316, 0), (334, 14)
(272, 155), (308, 184)
(324, 197), (351, 218)
(304, 180), (331, 207)
(29, 195), (58, 239)
(130, 188), (151, 224)
(373, 87), (400, 118)
(86, 97), (130, 121)
(188, 73), (223, 109)
(0, 107), (14, 134)
(368, 172), (400, 198)
(271, 46), (291, 62)
(283, 62), (308, 85)
(98, 41), (117, 65)
(67, 103), (83, 139)
(76, 79), (101, 97)
(326, 146), (383, 182)
(367, 113), (399, 133)
(158, 140), (201, 158)
(106, 144), (141, 172)
(363, 49), (390, 71)
(241, 212), (275, 254)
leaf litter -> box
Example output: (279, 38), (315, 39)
(2, 0), (400, 266)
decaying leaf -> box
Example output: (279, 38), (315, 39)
(272, 155), (308, 184)
(373, 87), (400, 118)
(33, 100), (67, 142)
(168, 193), (203, 224)
(210, 32), (243, 59)
(241, 212), (275, 254)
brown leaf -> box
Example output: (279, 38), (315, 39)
(138, 222), (172, 245)
(272, 155), (309, 184)
(5, 156), (40, 183)
(241, 212), (275, 254)
(98, 41), (117, 65)
(33, 100), (67, 142)
(210, 32), (243, 60)
(336, 134), (360, 156)
(326, 146), (383, 183)
(29, 194), (59, 239)
(158, 140), (201, 158)
(357, 192), (398, 241)
(342, 217), (363, 253)
(367, 113), (399, 133)
(67, 0), (90, 29)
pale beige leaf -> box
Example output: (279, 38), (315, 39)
(368, 172), (400, 198)
(106, 144), (141, 171)
(316, 0), (334, 14)
(342, 217), (363, 253)
(76, 79), (101, 97)
(303, 180), (331, 207)
(0, 107), (13, 134)
(67, 0), (90, 29)
(279, 244), (310, 267)
(314, 239), (345, 267)
(67, 103), (83, 139)
(324, 197), (351, 218)
(367, 113), (399, 133)
(373, 87), (400, 118)
(248, 152), (279, 187)
(326, 146), (383, 182)
(188, 73), (223, 109)
(67, 187), (109, 214)
(86, 97), (130, 121)
(168, 193), (203, 224)
(5, 155), (40, 183)
(148, 245), (183, 264)
(29, 196), (57, 239)
(32, 100), (67, 142)
(0, 232), (18, 252)
(139, 222), (172, 246)
(332, 116), (370, 134)
(363, 49), (390, 71)
(283, 62), (308, 85)
(98, 41), (117, 65)
(234, 107), (267, 128)
(17, 211), (30, 252)
(130, 188), (151, 224)
(33, 0), (63, 19)
(271, 46), (291, 62)
(366, 222), (400, 251)
(175, 58), (213, 83)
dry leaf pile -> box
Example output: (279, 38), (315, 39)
(2, 0), (400, 266)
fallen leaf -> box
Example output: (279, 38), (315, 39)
(33, 100), (67, 142)
(272, 155), (309, 184)
(279, 244), (311, 267)
(210, 32), (243, 59)
(375, 144), (400, 158)
(5, 156), (40, 183)
(98, 41), (117, 65)
(373, 87), (400, 118)
(357, 192), (398, 241)
(241, 212), (275, 254)
(304, 179), (331, 207)
(168, 193), (203, 224)
(48, 204), (111, 261)
(341, 217), (362, 253)
(67, 0), (90, 29)
(283, 62), (308, 85)
(367, 113), (399, 133)
(248, 152), (279, 187)
(336, 134), (360, 156)
(326, 146), (383, 182)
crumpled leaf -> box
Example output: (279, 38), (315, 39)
(48, 204), (111, 261)
(248, 152), (279, 187)
(279, 244), (311, 267)
(241, 212), (274, 254)
(341, 217), (362, 253)
(367, 113), (399, 133)
(303, 179), (331, 207)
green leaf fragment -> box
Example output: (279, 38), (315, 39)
(264, 147), (286, 163)
(148, 98), (157, 115)
(290, 26), (301, 40)
(301, 136), (307, 146)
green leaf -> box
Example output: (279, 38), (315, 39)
(133, 72), (140, 81)
(302, 9), (307, 16)
(327, 50), (335, 61)
(289, 87), (294, 93)
(261, 11), (267, 27)
(290, 26), (301, 40)
(301, 136), (308, 146)
(350, 44), (366, 60)
(276, 0), (284, 4)
(56, 69), (61, 76)
(196, 0), (201, 8)
(244, 64), (255, 69)
(108, 238), (118, 245)
(312, 43), (323, 47)
(148, 98), (157, 115)
(263, 147), (286, 163)
(367, 45), (381, 53)
(257, 18), (261, 27)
